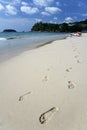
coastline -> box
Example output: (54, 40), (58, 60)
(0, 34), (67, 63)
(36, 40), (54, 48)
(0, 33), (87, 130)
(0, 40), (55, 63)
(36, 35), (67, 48)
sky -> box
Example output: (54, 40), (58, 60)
(0, 0), (87, 32)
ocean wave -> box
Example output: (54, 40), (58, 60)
(7, 36), (22, 40)
(0, 38), (7, 41)
(0, 37), (20, 41)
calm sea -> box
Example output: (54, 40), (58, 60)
(0, 32), (67, 62)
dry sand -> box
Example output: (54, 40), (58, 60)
(0, 33), (87, 130)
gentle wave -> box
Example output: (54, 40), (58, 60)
(0, 37), (21, 41)
(7, 37), (18, 40)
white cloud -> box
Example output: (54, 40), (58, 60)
(35, 18), (42, 22)
(49, 20), (53, 23)
(33, 0), (54, 7)
(65, 17), (73, 23)
(45, 7), (62, 14)
(82, 13), (87, 16)
(0, 3), (4, 10)
(21, 6), (39, 14)
(21, 1), (28, 6)
(0, 0), (21, 5)
(53, 17), (57, 20)
(78, 1), (84, 7)
(41, 11), (50, 16)
(6, 4), (17, 15)
(63, 3), (68, 6)
(56, 2), (60, 6)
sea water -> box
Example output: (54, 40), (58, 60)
(0, 32), (67, 62)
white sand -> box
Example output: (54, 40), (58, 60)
(0, 33), (87, 130)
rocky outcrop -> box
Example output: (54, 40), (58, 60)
(3, 29), (17, 32)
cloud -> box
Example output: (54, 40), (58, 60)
(35, 18), (42, 22)
(20, 6), (39, 15)
(41, 11), (50, 16)
(45, 7), (62, 14)
(41, 6), (62, 16)
(78, 1), (84, 7)
(56, 2), (60, 6)
(49, 20), (53, 23)
(82, 13), (87, 17)
(14, 0), (21, 3)
(21, 1), (28, 6)
(6, 4), (17, 15)
(0, 3), (4, 10)
(65, 17), (73, 23)
(63, 3), (68, 6)
(0, 0), (21, 5)
(53, 17), (57, 20)
(33, 0), (54, 7)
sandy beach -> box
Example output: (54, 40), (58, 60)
(0, 33), (87, 130)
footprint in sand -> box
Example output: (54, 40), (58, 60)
(47, 68), (50, 71)
(39, 107), (59, 124)
(73, 48), (77, 52)
(42, 76), (48, 82)
(19, 91), (31, 101)
(77, 59), (81, 63)
(74, 55), (81, 63)
(68, 81), (76, 89)
(75, 55), (79, 58)
(66, 67), (72, 72)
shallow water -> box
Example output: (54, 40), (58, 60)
(0, 32), (67, 62)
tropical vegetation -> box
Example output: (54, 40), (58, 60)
(31, 19), (87, 32)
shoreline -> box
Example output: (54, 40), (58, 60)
(36, 40), (54, 48)
(0, 40), (54, 63)
(0, 35), (67, 63)
(36, 36), (67, 48)
(0, 33), (87, 130)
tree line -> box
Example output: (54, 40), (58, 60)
(31, 19), (87, 32)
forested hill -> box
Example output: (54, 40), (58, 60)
(31, 19), (87, 32)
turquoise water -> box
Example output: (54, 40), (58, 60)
(0, 32), (67, 62)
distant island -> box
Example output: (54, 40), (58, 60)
(3, 29), (17, 32)
(31, 19), (87, 32)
